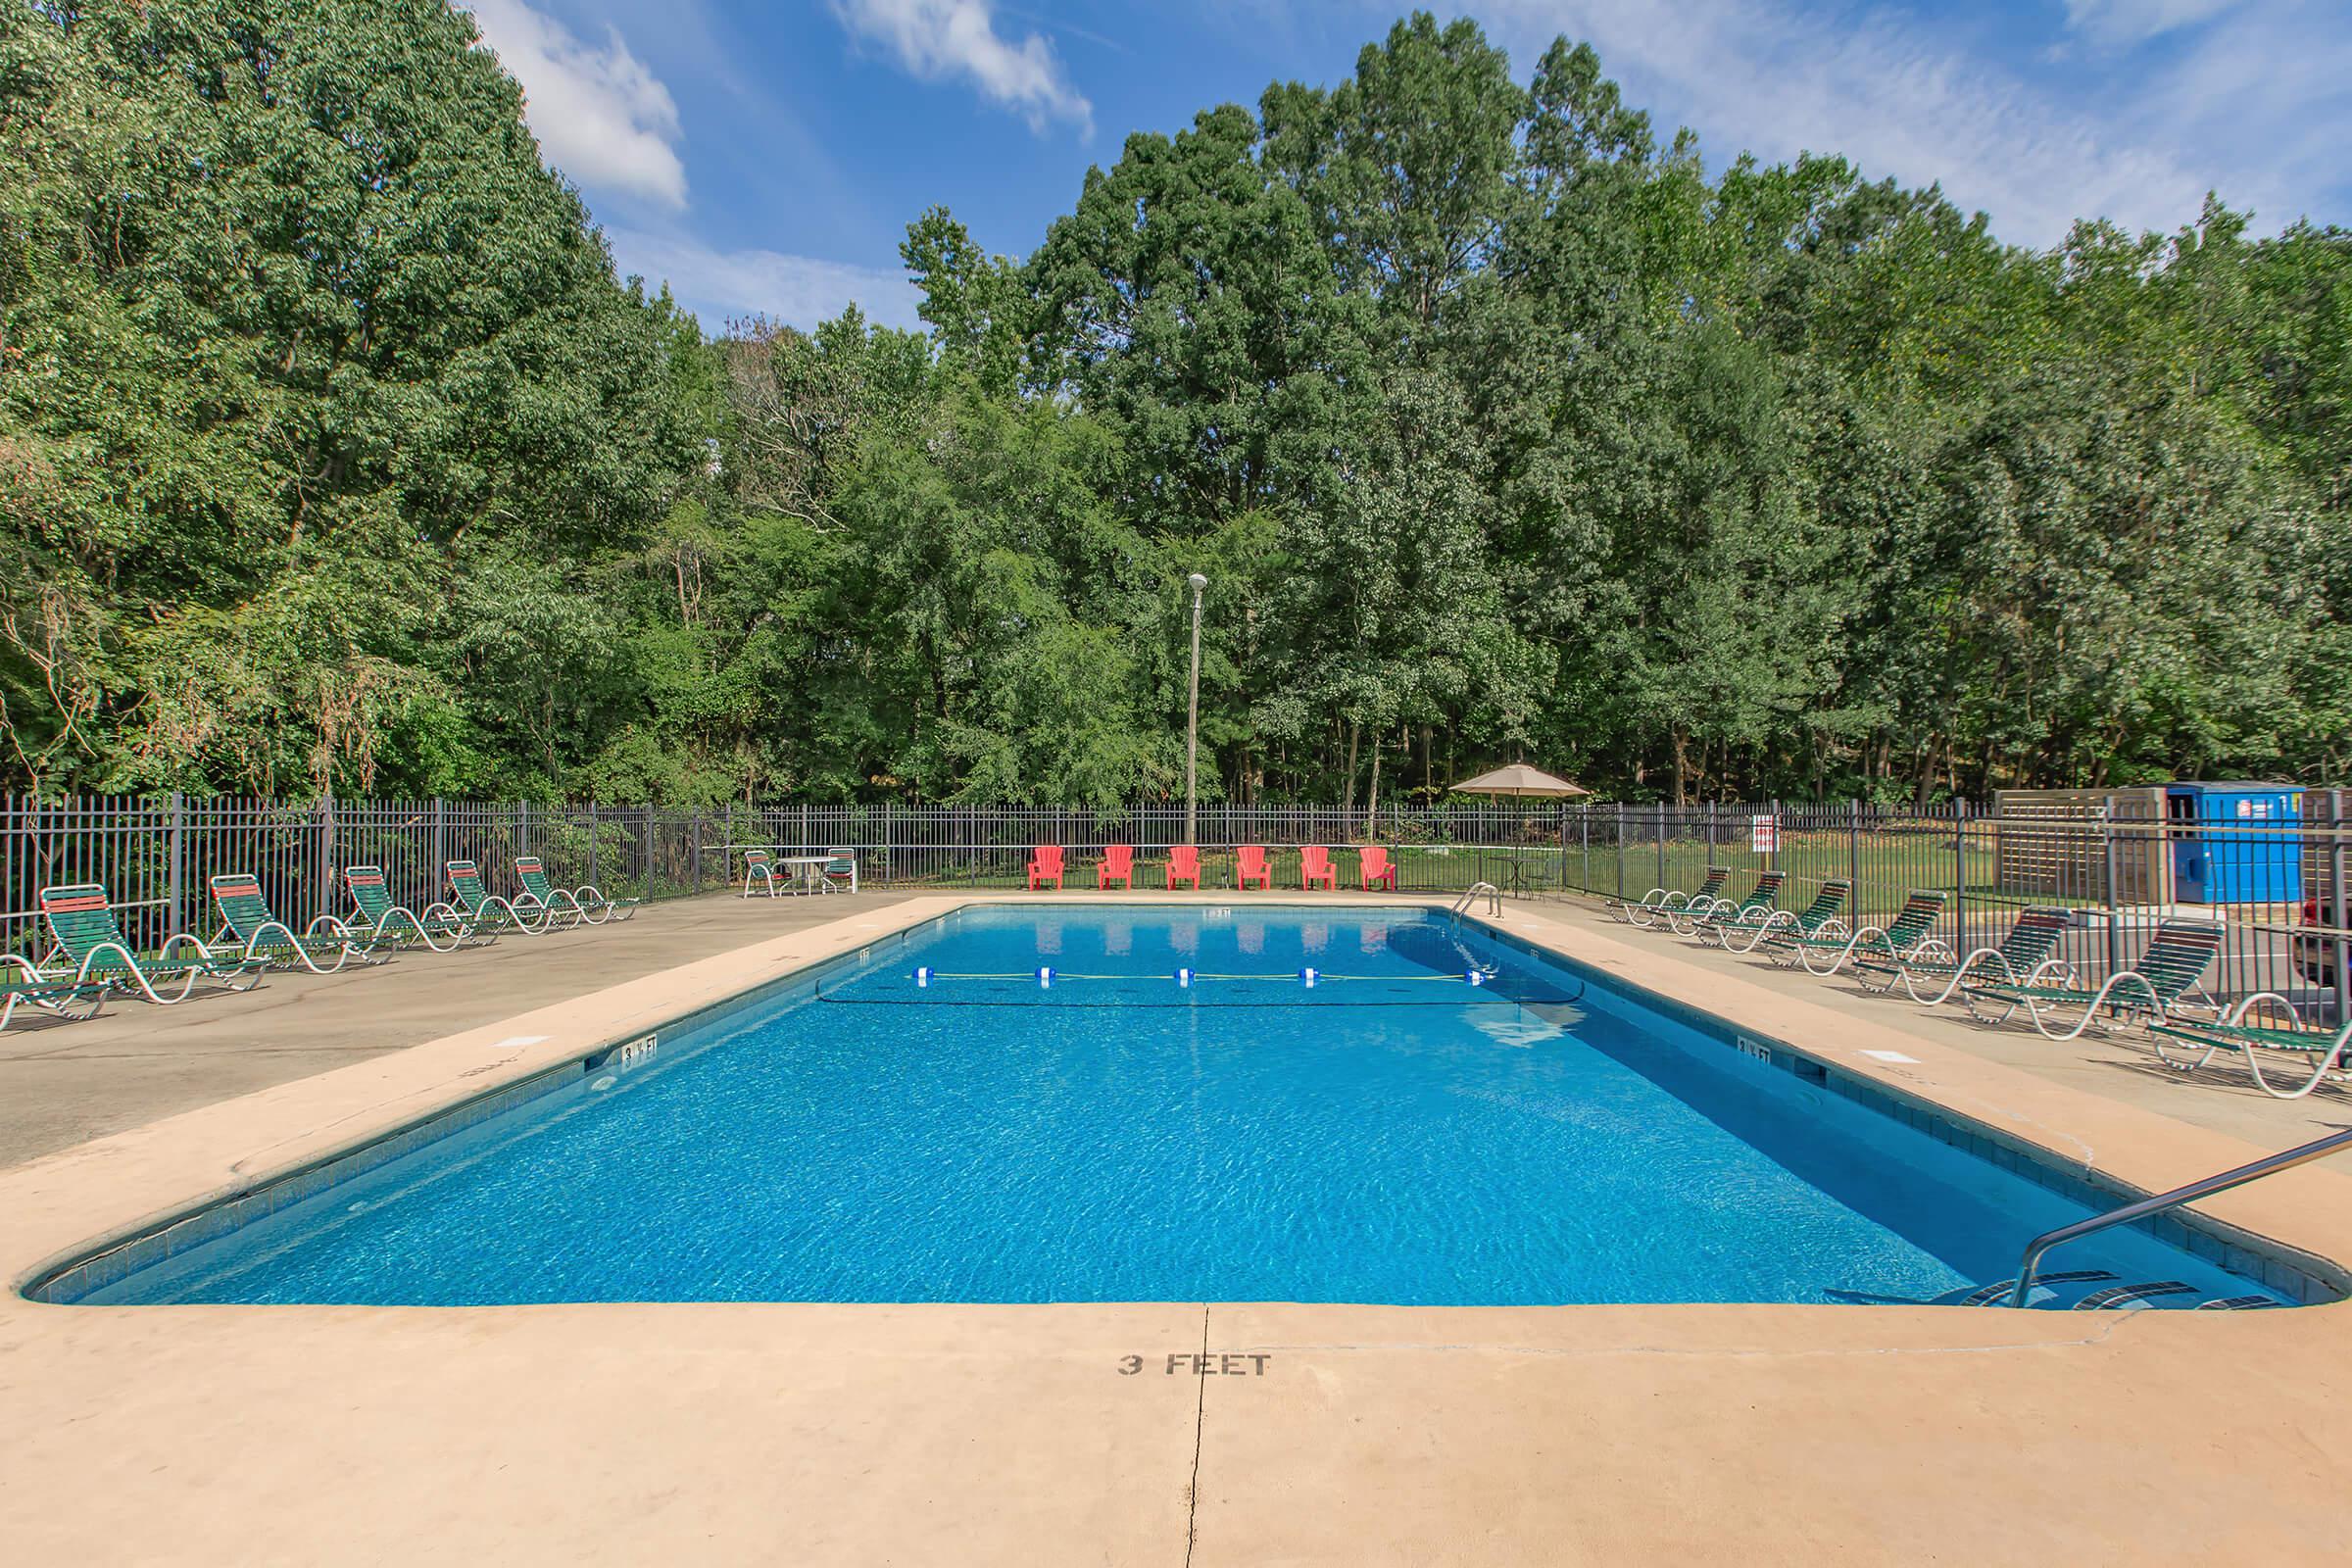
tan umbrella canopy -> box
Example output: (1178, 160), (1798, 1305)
(1451, 763), (1592, 798)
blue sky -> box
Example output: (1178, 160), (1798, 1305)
(463, 0), (2352, 334)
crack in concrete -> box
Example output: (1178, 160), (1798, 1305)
(1184, 1302), (1208, 1568)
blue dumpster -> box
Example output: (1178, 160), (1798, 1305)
(2165, 782), (2301, 904)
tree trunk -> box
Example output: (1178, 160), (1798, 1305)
(1671, 728), (1690, 808)
(1343, 719), (1360, 825)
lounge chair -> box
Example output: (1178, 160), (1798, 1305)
(346, 864), (490, 950)
(1963, 915), (2224, 1041)
(0, 954), (110, 1029)
(1717, 877), (1849, 954)
(515, 856), (638, 924)
(2149, 996), (2352, 1100)
(1166, 845), (1201, 890)
(1854, 904), (2072, 1004)
(447, 858), (553, 934)
(1299, 846), (1337, 892)
(1664, 869), (1786, 938)
(1768, 889), (1949, 975)
(1605, 865), (1729, 927)
(1235, 845), (1272, 891)
(33, 883), (268, 1006)
(1359, 846), (1398, 892)
(1026, 845), (1065, 892)
(1097, 844), (1134, 890)
(208, 873), (387, 972)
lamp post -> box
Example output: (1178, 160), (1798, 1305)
(1185, 572), (1207, 845)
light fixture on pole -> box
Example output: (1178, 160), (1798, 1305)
(1185, 572), (1207, 846)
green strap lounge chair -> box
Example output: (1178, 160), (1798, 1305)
(446, 859), (552, 934)
(742, 848), (781, 898)
(1964, 915), (2224, 1041)
(1719, 878), (1849, 954)
(1664, 869), (1786, 939)
(208, 873), (389, 973)
(1605, 865), (1729, 928)
(344, 865), (492, 952)
(0, 953), (111, 1029)
(35, 883), (267, 1006)
(1854, 905), (2073, 1004)
(514, 856), (636, 924)
(1770, 888), (1949, 975)
(2149, 995), (2352, 1101)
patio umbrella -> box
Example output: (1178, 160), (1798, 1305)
(1451, 763), (1592, 798)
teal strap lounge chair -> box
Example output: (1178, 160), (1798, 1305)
(1664, 869), (1786, 939)
(0, 953), (110, 1030)
(1605, 865), (1729, 928)
(1964, 915), (2224, 1040)
(1854, 905), (2074, 1004)
(514, 856), (636, 924)
(35, 883), (267, 1005)
(446, 859), (551, 934)
(344, 865), (491, 952)
(1720, 878), (1849, 955)
(2149, 995), (2352, 1101)
(1767, 888), (1948, 975)
(742, 848), (781, 898)
(209, 873), (389, 973)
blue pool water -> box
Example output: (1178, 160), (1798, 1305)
(75, 906), (2299, 1308)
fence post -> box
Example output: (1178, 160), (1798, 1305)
(167, 790), (186, 935)
(642, 806), (655, 894)
(318, 794), (335, 920)
(432, 798), (446, 893)
(2098, 803), (2122, 977)
(2329, 789), (2347, 1029)
(1614, 804), (1625, 899)
(587, 800), (598, 891)
(1849, 799), (1862, 910)
(692, 809), (704, 895)
(1655, 802), (1665, 893)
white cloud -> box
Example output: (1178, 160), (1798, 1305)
(606, 227), (924, 333)
(1475, 0), (2342, 246)
(2063, 0), (2241, 48)
(466, 0), (688, 210)
(830, 0), (1094, 136)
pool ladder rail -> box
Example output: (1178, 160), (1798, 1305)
(1452, 882), (1503, 918)
(2004, 1123), (2352, 1308)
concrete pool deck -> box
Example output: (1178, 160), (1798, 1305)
(4, 892), (2352, 1562)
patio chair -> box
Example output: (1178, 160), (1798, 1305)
(1854, 904), (2073, 1004)
(0, 953), (111, 1030)
(742, 848), (784, 898)
(2149, 996), (2352, 1101)
(1299, 846), (1338, 892)
(1359, 846), (1398, 892)
(1097, 844), (1134, 890)
(345, 865), (491, 951)
(208, 873), (387, 973)
(1605, 865), (1729, 927)
(1165, 845), (1201, 890)
(1663, 869), (1785, 938)
(515, 856), (638, 924)
(33, 883), (268, 1007)
(1717, 878), (1849, 955)
(1235, 845), (1272, 891)
(447, 858), (554, 934)
(820, 849), (858, 893)
(1768, 888), (1949, 975)
(1026, 845), (1065, 892)
(1963, 914), (2225, 1041)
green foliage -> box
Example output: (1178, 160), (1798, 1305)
(3, 5), (2341, 804)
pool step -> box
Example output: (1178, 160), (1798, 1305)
(2073, 1280), (2198, 1310)
(1937, 1269), (2116, 1307)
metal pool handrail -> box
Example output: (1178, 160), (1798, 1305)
(2007, 1125), (2352, 1307)
(1452, 882), (1502, 918)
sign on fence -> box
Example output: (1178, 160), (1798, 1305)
(1749, 814), (1778, 854)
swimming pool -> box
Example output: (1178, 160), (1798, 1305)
(42, 906), (2324, 1309)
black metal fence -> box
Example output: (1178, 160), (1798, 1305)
(4, 792), (2345, 1025)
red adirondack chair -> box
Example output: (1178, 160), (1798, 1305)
(1165, 845), (1201, 890)
(1098, 844), (1134, 890)
(1235, 845), (1272, 890)
(1026, 845), (1065, 891)
(1298, 846), (1337, 891)
(1359, 845), (1397, 891)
